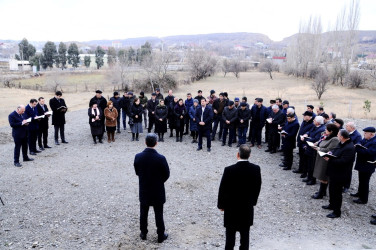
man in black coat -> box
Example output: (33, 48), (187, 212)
(211, 93), (228, 141)
(222, 101), (238, 147)
(294, 111), (314, 176)
(196, 98), (214, 152)
(147, 93), (158, 133)
(134, 133), (170, 243)
(23, 99), (41, 155)
(120, 91), (130, 130)
(36, 97), (51, 150)
(265, 105), (286, 154)
(218, 145), (262, 250)
(322, 129), (356, 218)
(280, 113), (300, 170)
(8, 105), (34, 167)
(49, 91), (68, 145)
(250, 98), (268, 148)
(89, 90), (107, 134)
(110, 91), (122, 133)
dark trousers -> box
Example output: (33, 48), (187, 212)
(142, 109), (148, 128)
(358, 171), (373, 203)
(116, 110), (121, 130)
(198, 127), (211, 149)
(248, 121), (254, 141)
(298, 147), (307, 172)
(268, 130), (280, 151)
(283, 148), (294, 168)
(251, 125), (263, 145)
(14, 137), (28, 163)
(329, 179), (344, 216)
(148, 116), (155, 133)
(212, 116), (224, 139)
(54, 124), (65, 141)
(38, 128), (48, 147)
(238, 127), (248, 145)
(140, 203), (165, 236)
(306, 154), (316, 180)
(176, 120), (185, 138)
(264, 123), (270, 143)
(222, 127), (235, 145)
(225, 227), (250, 250)
(28, 130), (38, 153)
(122, 110), (127, 129)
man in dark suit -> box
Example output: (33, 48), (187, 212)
(49, 91), (68, 145)
(322, 129), (356, 218)
(250, 98), (268, 148)
(36, 97), (51, 150)
(89, 90), (107, 134)
(134, 133), (170, 243)
(218, 145), (262, 250)
(195, 98), (214, 152)
(8, 105), (34, 167)
(265, 105), (285, 154)
(280, 113), (300, 170)
(23, 99), (41, 155)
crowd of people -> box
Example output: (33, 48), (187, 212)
(8, 88), (376, 227)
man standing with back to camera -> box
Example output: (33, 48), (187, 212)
(134, 133), (170, 243)
(218, 144), (262, 250)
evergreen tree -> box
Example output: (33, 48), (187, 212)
(56, 42), (67, 70)
(18, 38), (36, 61)
(95, 46), (105, 69)
(84, 56), (91, 68)
(67, 43), (80, 68)
(107, 47), (117, 67)
(41, 41), (57, 69)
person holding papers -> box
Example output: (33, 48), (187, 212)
(322, 129), (355, 218)
(23, 99), (41, 155)
(351, 127), (376, 206)
(36, 97), (52, 150)
(311, 124), (339, 199)
(49, 91), (68, 145)
(8, 105), (34, 167)
(279, 113), (300, 170)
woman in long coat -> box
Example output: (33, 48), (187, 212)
(88, 103), (104, 144)
(189, 99), (199, 143)
(312, 123), (340, 199)
(174, 99), (187, 142)
(130, 98), (143, 141)
(154, 99), (169, 142)
(104, 101), (118, 143)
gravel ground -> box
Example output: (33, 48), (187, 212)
(0, 109), (375, 249)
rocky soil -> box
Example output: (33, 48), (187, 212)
(0, 109), (375, 249)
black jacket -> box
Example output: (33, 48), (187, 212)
(134, 148), (170, 205)
(110, 96), (121, 111)
(195, 105), (213, 131)
(155, 105), (168, 121)
(147, 99), (158, 117)
(36, 103), (49, 130)
(327, 139), (356, 182)
(222, 106), (238, 129)
(89, 96), (107, 111)
(49, 97), (67, 126)
(131, 104), (143, 123)
(218, 161), (262, 229)
(8, 111), (27, 140)
(354, 136), (376, 173)
(237, 108), (251, 128)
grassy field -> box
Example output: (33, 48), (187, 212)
(1, 71), (375, 127)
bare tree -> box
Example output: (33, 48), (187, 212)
(187, 49), (217, 82)
(311, 69), (329, 99)
(230, 59), (243, 79)
(345, 70), (367, 88)
(259, 60), (279, 80)
(222, 58), (231, 77)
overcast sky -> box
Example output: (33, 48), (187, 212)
(0, 0), (375, 42)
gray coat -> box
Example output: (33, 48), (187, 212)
(313, 137), (340, 181)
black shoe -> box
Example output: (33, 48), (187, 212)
(221, 142), (225, 146)
(353, 199), (367, 204)
(292, 169), (303, 174)
(196, 147), (202, 151)
(371, 214), (376, 219)
(236, 143), (240, 147)
(136, 138), (139, 141)
(99, 140), (103, 144)
(157, 233), (168, 243)
(207, 148), (211, 152)
(117, 130), (121, 134)
(350, 192), (359, 197)
(14, 162), (22, 167)
(180, 138), (183, 142)
(62, 140), (68, 144)
(140, 233), (147, 240)
(300, 173), (307, 178)
(327, 212), (340, 219)
(306, 180), (316, 185)
(30, 152), (37, 155)
(161, 138), (164, 142)
(211, 137), (215, 141)
(279, 163), (286, 167)
(183, 132), (188, 135)
(191, 140), (195, 143)
(228, 144), (232, 147)
(371, 219), (376, 225)
(39, 147), (45, 151)
(322, 205), (333, 210)
(94, 141), (97, 144)
(132, 138), (135, 141)
(343, 188), (349, 193)
(55, 141), (60, 145)
(270, 150), (277, 154)
(312, 193), (324, 199)
(265, 149), (271, 152)
(35, 150), (42, 153)
(44, 145), (52, 148)
(23, 158), (34, 162)
(302, 178), (309, 182)
(176, 137), (179, 142)
(283, 167), (291, 170)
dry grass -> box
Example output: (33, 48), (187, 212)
(1, 71), (375, 127)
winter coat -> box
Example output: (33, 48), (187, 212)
(131, 104), (143, 123)
(174, 104), (187, 128)
(349, 130), (362, 145)
(195, 105), (213, 131)
(154, 105), (168, 133)
(281, 119), (300, 150)
(354, 136), (376, 173)
(89, 96), (107, 111)
(36, 103), (49, 130)
(237, 108), (251, 128)
(104, 107), (118, 127)
(304, 124), (326, 156)
(327, 139), (356, 182)
(189, 105), (198, 132)
(222, 106), (238, 129)
(250, 105), (268, 128)
(88, 107), (103, 136)
(110, 96), (122, 111)
(49, 97), (67, 126)
(147, 99), (158, 117)
(23, 104), (39, 131)
(139, 95), (148, 109)
(297, 119), (314, 148)
(313, 136), (340, 181)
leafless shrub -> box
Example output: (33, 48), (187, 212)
(311, 69), (329, 99)
(345, 70), (367, 88)
(259, 61), (279, 79)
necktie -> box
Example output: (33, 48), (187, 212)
(201, 107), (204, 122)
